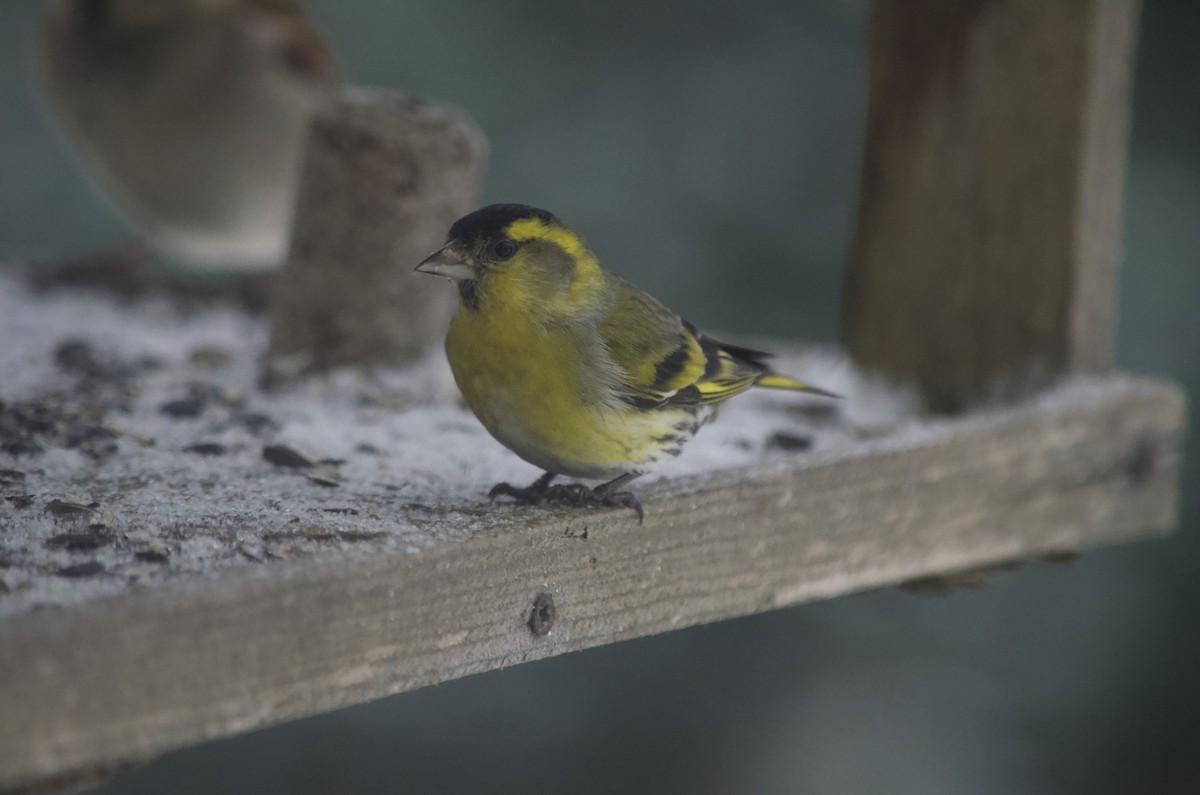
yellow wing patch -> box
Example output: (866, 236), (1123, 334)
(639, 331), (836, 408)
(690, 340), (760, 404)
(597, 277), (832, 410)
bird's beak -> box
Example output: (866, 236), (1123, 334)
(416, 243), (476, 281)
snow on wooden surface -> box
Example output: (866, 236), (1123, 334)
(0, 271), (897, 616)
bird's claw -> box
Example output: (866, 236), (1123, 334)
(487, 481), (518, 502)
(546, 484), (644, 523)
(488, 481), (540, 503)
(601, 490), (645, 524)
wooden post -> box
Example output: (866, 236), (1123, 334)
(269, 87), (488, 369)
(843, 0), (1142, 413)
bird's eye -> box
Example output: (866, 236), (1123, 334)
(492, 239), (517, 260)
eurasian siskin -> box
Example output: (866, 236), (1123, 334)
(417, 203), (835, 521)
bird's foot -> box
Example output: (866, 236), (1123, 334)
(488, 472), (644, 523)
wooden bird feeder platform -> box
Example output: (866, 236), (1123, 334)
(0, 1), (1184, 792)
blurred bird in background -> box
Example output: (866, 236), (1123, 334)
(37, 0), (338, 284)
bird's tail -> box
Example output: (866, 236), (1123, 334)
(756, 372), (841, 398)
(712, 339), (841, 399)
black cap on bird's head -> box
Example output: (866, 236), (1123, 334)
(415, 203), (558, 282)
(448, 204), (556, 244)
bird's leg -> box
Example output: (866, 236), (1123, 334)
(488, 471), (558, 504)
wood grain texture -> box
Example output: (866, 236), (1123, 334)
(843, 0), (1142, 412)
(269, 87), (488, 369)
(0, 377), (1185, 793)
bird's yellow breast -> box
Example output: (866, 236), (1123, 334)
(446, 304), (686, 480)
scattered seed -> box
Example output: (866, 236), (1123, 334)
(336, 529), (387, 542)
(52, 339), (100, 376)
(766, 431), (813, 452)
(45, 532), (109, 551)
(262, 444), (314, 469)
(184, 442), (226, 456)
(305, 474), (341, 488)
(56, 561), (104, 578)
(43, 499), (97, 519)
(240, 413), (278, 435)
(188, 346), (234, 368)
(236, 545), (263, 563)
(66, 424), (120, 461)
(159, 398), (205, 419)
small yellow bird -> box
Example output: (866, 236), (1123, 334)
(417, 204), (835, 521)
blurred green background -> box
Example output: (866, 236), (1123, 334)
(1, 0), (1197, 792)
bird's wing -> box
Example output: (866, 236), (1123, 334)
(598, 280), (770, 409)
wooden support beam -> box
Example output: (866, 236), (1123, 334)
(0, 376), (1185, 793)
(843, 0), (1142, 412)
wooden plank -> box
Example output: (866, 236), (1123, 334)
(0, 376), (1185, 792)
(843, 0), (1142, 412)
